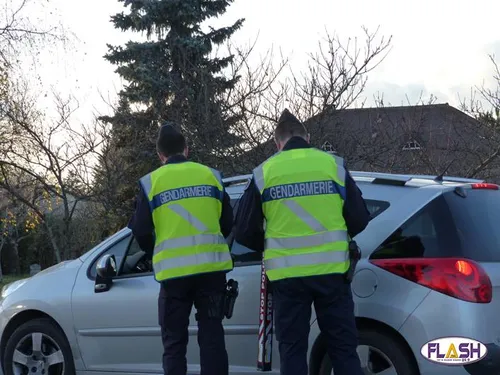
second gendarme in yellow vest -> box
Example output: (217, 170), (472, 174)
(253, 148), (350, 281)
(140, 162), (233, 282)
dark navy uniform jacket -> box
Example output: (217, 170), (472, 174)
(234, 137), (371, 252)
(128, 155), (234, 258)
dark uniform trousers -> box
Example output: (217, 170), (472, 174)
(273, 274), (363, 375)
(158, 271), (229, 375)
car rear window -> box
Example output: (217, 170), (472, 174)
(442, 189), (500, 261)
(370, 189), (500, 262)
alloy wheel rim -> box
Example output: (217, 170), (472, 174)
(331, 344), (397, 375)
(12, 332), (65, 375)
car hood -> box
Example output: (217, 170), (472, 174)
(1, 259), (83, 301)
(1, 260), (77, 295)
(32, 259), (78, 278)
(1, 277), (30, 298)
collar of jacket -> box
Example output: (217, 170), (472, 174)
(282, 136), (312, 151)
(165, 154), (187, 164)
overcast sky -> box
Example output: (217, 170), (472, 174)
(20, 0), (500, 125)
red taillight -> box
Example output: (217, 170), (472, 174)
(471, 183), (499, 190)
(370, 258), (492, 303)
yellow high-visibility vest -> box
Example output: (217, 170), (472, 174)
(140, 162), (233, 282)
(253, 148), (349, 281)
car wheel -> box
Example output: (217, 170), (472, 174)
(319, 329), (418, 375)
(3, 318), (75, 375)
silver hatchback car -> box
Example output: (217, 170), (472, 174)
(1, 172), (500, 375)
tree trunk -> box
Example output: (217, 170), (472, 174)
(44, 223), (62, 264)
(0, 237), (4, 282)
(62, 219), (71, 260)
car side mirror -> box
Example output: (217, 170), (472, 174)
(97, 254), (117, 278)
(94, 254), (117, 293)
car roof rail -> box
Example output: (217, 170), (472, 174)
(429, 175), (484, 183)
(371, 177), (411, 186)
(223, 174), (252, 187)
(350, 171), (412, 185)
(223, 172), (485, 189)
(350, 171), (485, 185)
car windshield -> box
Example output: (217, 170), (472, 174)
(78, 228), (130, 262)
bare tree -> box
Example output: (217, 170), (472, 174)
(223, 27), (392, 172)
(217, 39), (289, 172)
(461, 55), (500, 120)
(454, 54), (500, 180)
(347, 77), (500, 182)
(330, 93), (441, 173)
(0, 80), (106, 263)
(0, 0), (69, 67)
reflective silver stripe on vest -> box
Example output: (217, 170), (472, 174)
(253, 152), (280, 192)
(253, 163), (265, 192)
(154, 249), (232, 272)
(154, 233), (227, 252)
(209, 167), (223, 186)
(329, 154), (346, 183)
(140, 173), (153, 196)
(282, 200), (327, 232)
(266, 230), (348, 249)
(265, 249), (348, 270)
(168, 204), (208, 231)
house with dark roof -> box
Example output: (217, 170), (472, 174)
(239, 103), (500, 182)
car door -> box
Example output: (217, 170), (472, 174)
(71, 217), (280, 374)
(71, 232), (165, 373)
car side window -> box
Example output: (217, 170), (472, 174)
(365, 199), (390, 220)
(230, 197), (262, 266)
(232, 241), (262, 265)
(89, 235), (131, 279)
(370, 201), (442, 260)
(127, 236), (143, 258)
(119, 236), (153, 276)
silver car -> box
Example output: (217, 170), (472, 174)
(1, 172), (500, 375)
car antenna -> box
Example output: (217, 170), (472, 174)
(434, 158), (456, 182)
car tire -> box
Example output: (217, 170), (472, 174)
(319, 328), (418, 375)
(3, 317), (75, 375)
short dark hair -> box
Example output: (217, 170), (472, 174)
(274, 109), (307, 142)
(156, 122), (186, 156)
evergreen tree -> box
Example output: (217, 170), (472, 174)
(96, 0), (244, 228)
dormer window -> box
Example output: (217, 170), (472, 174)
(402, 140), (422, 151)
(322, 141), (336, 153)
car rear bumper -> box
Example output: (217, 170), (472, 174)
(463, 343), (500, 375)
(399, 290), (500, 375)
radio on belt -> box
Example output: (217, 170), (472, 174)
(257, 259), (273, 371)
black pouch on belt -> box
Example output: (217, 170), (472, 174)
(224, 279), (239, 319)
(344, 240), (361, 284)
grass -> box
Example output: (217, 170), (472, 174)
(0, 274), (30, 289)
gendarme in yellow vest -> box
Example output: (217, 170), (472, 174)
(140, 162), (233, 282)
(253, 148), (350, 281)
